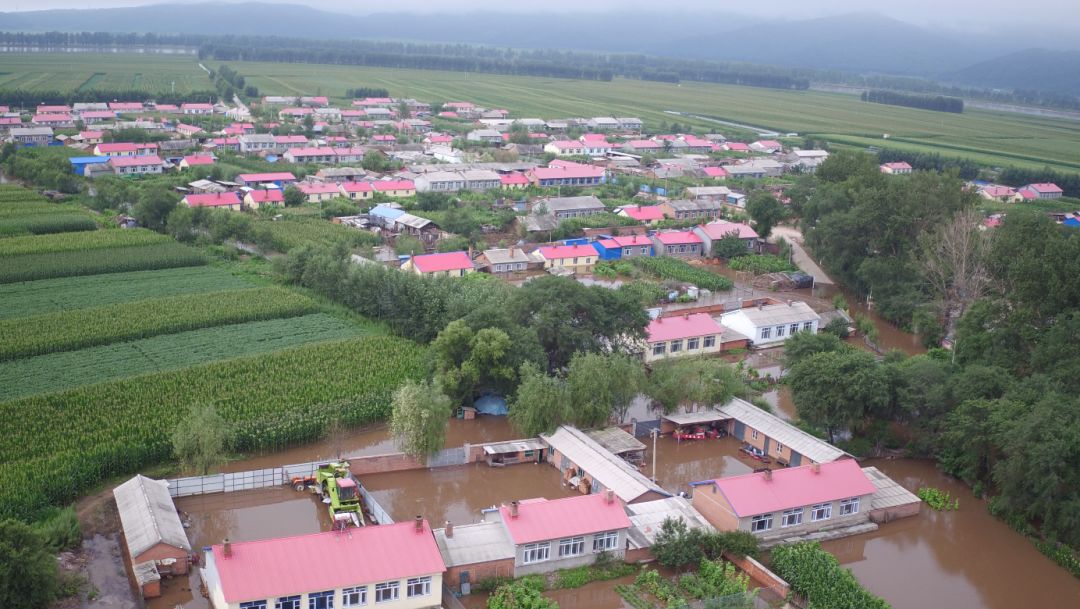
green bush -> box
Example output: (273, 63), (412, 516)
(30, 506), (81, 552)
(631, 257), (733, 291)
(727, 254), (796, 274)
(770, 542), (890, 609)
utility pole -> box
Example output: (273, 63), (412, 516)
(651, 427), (659, 483)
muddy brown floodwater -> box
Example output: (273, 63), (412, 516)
(819, 459), (1080, 609)
(221, 416), (518, 473)
(647, 435), (760, 494)
(759, 386), (796, 421)
(363, 461), (579, 526)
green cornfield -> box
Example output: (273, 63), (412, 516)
(0, 214), (98, 237)
(0, 228), (170, 257)
(0, 286), (318, 360)
(0, 334), (426, 520)
(0, 242), (207, 283)
(0, 313), (370, 401)
(632, 257), (734, 291)
(0, 266), (255, 320)
(257, 215), (382, 252)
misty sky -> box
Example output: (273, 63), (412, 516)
(0, 0), (1074, 28)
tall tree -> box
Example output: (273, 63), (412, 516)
(172, 404), (229, 475)
(0, 520), (58, 609)
(432, 320), (516, 405)
(745, 191), (786, 239)
(646, 357), (740, 413)
(566, 352), (645, 427)
(786, 350), (888, 443)
(509, 363), (570, 437)
(390, 380), (454, 459)
(920, 208), (993, 339)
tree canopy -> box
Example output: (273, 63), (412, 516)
(390, 379), (454, 459)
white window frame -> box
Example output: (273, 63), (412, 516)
(593, 531), (619, 552)
(790, 323), (799, 335)
(751, 514), (773, 532)
(670, 340), (683, 353)
(653, 343), (666, 356)
(687, 337), (700, 350)
(406, 576), (431, 598)
(811, 503), (833, 522)
(241, 602), (268, 609)
(559, 536), (585, 557)
(276, 597), (301, 609)
(523, 542), (550, 564)
(342, 586), (367, 607)
(775, 442), (784, 454)
(374, 582), (400, 604)
(703, 335), (716, 348)
(839, 497), (860, 516)
(803, 321), (813, 331)
(776, 325), (785, 337)
(308, 590), (334, 609)
(751, 430), (759, 440)
(760, 327), (771, 340)
(781, 508), (803, 528)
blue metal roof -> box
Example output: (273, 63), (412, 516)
(369, 204), (405, 220)
(69, 156), (110, 164)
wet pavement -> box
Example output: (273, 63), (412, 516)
(820, 459), (1080, 609)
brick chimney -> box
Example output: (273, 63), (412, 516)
(414, 515), (424, 533)
(604, 489), (615, 504)
(222, 538), (232, 558)
(444, 521), (453, 538)
(763, 469), (772, 481)
(812, 463), (821, 474)
(510, 500), (520, 518)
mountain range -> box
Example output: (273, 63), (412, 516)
(1, 2), (1076, 94)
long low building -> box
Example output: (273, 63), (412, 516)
(113, 475), (191, 599)
(540, 426), (670, 504)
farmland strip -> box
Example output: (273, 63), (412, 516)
(0, 242), (206, 283)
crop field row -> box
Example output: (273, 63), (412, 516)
(0, 334), (426, 519)
(0, 286), (318, 361)
(632, 256), (734, 291)
(257, 214), (381, 252)
(0, 213), (98, 237)
(0, 266), (254, 319)
(0, 241), (207, 283)
(0, 53), (208, 94)
(0, 227), (169, 257)
(0, 313), (367, 402)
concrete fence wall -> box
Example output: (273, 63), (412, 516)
(724, 552), (790, 600)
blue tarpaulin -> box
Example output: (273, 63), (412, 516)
(474, 394), (508, 416)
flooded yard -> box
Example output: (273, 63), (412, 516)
(363, 461), (578, 526)
(648, 435), (760, 494)
(459, 574), (638, 609)
(820, 459), (1080, 609)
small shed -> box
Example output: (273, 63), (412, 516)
(133, 562), (162, 599)
(113, 475), (191, 586)
(586, 427), (647, 467)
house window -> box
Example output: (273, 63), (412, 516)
(593, 531), (619, 552)
(775, 442), (784, 454)
(407, 576), (432, 598)
(776, 325), (785, 338)
(751, 514), (773, 532)
(374, 582), (399, 604)
(840, 498), (860, 516)
(275, 597), (301, 609)
(559, 536), (586, 557)
(803, 322), (813, 331)
(704, 336), (716, 348)
(653, 343), (666, 356)
(687, 337), (700, 350)
(241, 602), (268, 609)
(308, 591), (334, 609)
(670, 340), (683, 353)
(781, 508), (803, 528)
(760, 327), (771, 340)
(342, 586), (367, 607)
(523, 542), (550, 564)
(624, 248), (633, 256)
(790, 323), (799, 335)
(811, 503), (832, 522)
(641, 247), (649, 255)
(751, 429), (759, 440)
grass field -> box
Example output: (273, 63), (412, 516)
(1, 53), (1078, 172)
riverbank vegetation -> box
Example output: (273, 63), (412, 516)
(771, 542), (890, 609)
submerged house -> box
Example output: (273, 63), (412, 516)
(540, 426), (669, 504)
(113, 475), (191, 598)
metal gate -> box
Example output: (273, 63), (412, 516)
(633, 418), (662, 438)
(733, 421), (746, 440)
(427, 446), (467, 468)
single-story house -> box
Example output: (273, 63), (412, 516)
(659, 199), (723, 221)
(236, 172), (297, 189)
(244, 189), (285, 209)
(880, 162), (913, 175)
(532, 195), (606, 220)
(615, 205), (666, 226)
(7, 127), (54, 146)
(340, 182), (375, 200)
(402, 252), (476, 277)
(466, 129), (505, 143)
(644, 313), (743, 362)
(180, 155), (215, 170)
(749, 140), (783, 154)
(94, 143), (159, 157)
(720, 301), (820, 347)
(181, 103), (214, 115)
(182, 192), (243, 210)
(786, 149), (829, 171)
(371, 180), (416, 198)
(202, 521), (445, 609)
(691, 460), (876, 543)
(652, 230), (704, 258)
(592, 235), (654, 260)
(537, 244), (598, 274)
(113, 475), (191, 599)
(477, 248), (543, 275)
(540, 426), (670, 504)
(527, 164), (606, 188)
(694, 221), (759, 256)
(110, 155), (165, 176)
(1020, 183), (1063, 199)
(685, 187), (732, 203)
(297, 183), (344, 203)
(500, 173), (530, 189)
(978, 185), (1016, 202)
(544, 140), (587, 156)
(722, 159), (785, 179)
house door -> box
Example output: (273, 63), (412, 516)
(789, 452), (802, 467)
(733, 421), (746, 440)
(763, 437), (770, 455)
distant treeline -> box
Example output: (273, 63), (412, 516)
(861, 89), (964, 113)
(0, 89), (218, 107)
(876, 148), (980, 180)
(0, 31), (809, 91)
(211, 64), (258, 100)
(345, 87), (391, 99)
(999, 166), (1080, 198)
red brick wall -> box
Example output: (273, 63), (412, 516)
(724, 553), (790, 599)
(445, 558), (517, 592)
(625, 547), (654, 563)
(691, 485), (741, 531)
(134, 544), (189, 575)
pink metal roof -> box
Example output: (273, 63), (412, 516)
(539, 244), (597, 260)
(619, 205), (666, 221)
(371, 180), (413, 191)
(33, 113), (73, 122)
(647, 313), (724, 343)
(238, 172), (296, 183)
(1028, 183), (1063, 193)
(274, 135), (309, 144)
(599, 235), (653, 248)
(501, 173), (529, 185)
(881, 162), (912, 170)
(697, 220), (759, 240)
(287, 146), (337, 156)
(549, 140), (583, 149)
(529, 166), (605, 180)
(372, 135), (397, 142)
(182, 103), (214, 110)
(299, 183), (343, 194)
(627, 140), (663, 149)
(980, 186), (1015, 197)
(703, 167), (729, 178)
(654, 230), (702, 245)
(182, 155), (215, 166)
(754, 140), (782, 149)
(79, 130), (104, 138)
(109, 155), (163, 167)
(499, 494), (631, 545)
(726, 142), (750, 151)
(412, 251), (474, 273)
(341, 182), (375, 193)
(710, 459), (876, 517)
(0, 117), (21, 125)
(211, 522), (445, 603)
(80, 111), (117, 119)
(247, 189), (284, 203)
(37, 105), (70, 113)
(184, 192), (241, 207)
(176, 124), (203, 133)
(109, 102), (144, 111)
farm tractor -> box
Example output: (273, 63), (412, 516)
(291, 461), (365, 528)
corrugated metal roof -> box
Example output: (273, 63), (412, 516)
(718, 398), (848, 464)
(483, 439), (546, 455)
(541, 426), (669, 503)
(626, 497), (714, 548)
(433, 519), (515, 567)
(863, 466), (922, 511)
(722, 302), (820, 327)
(113, 475), (191, 559)
(585, 427), (646, 456)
